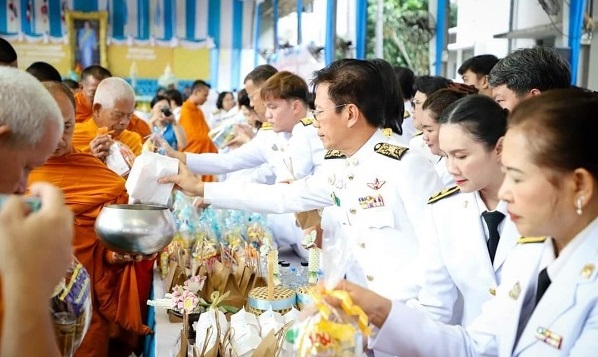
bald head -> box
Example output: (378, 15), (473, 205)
(0, 67), (63, 193)
(93, 77), (135, 109)
(0, 38), (18, 68)
(92, 77), (136, 136)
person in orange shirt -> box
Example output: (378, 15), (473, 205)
(29, 81), (153, 357)
(0, 67), (73, 357)
(75, 65), (151, 138)
(178, 79), (218, 181)
(72, 77), (143, 158)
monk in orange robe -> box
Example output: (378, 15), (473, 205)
(30, 82), (153, 357)
(72, 77), (143, 158)
(75, 65), (111, 123)
(179, 79), (218, 182)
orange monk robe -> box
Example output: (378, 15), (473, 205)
(179, 100), (218, 182)
(127, 114), (151, 140)
(28, 149), (151, 357)
(72, 116), (143, 156)
(75, 91), (93, 123)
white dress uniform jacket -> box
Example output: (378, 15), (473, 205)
(371, 218), (598, 357)
(406, 188), (519, 326)
(204, 129), (443, 299)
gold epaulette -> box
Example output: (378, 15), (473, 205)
(428, 186), (460, 204)
(300, 117), (314, 126)
(517, 237), (547, 244)
(261, 122), (273, 130)
(403, 110), (410, 119)
(374, 143), (408, 160)
(412, 131), (423, 138)
(324, 150), (346, 159)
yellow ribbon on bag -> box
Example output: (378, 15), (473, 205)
(312, 289), (372, 337)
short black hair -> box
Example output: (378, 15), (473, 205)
(393, 66), (415, 99)
(237, 88), (250, 108)
(151, 94), (169, 108)
(413, 75), (452, 96)
(80, 65), (111, 82)
(458, 54), (499, 77)
(26, 61), (62, 82)
(164, 89), (184, 106)
(0, 38), (17, 65)
(191, 79), (211, 93)
(62, 79), (79, 90)
(216, 91), (233, 110)
(488, 46), (571, 95)
(244, 64), (278, 86)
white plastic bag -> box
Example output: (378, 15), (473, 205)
(125, 151), (179, 205)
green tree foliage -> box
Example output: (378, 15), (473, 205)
(366, 0), (432, 74)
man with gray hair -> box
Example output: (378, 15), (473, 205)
(72, 76), (142, 160)
(489, 46), (571, 111)
(0, 67), (74, 356)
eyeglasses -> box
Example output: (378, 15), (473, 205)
(310, 104), (348, 120)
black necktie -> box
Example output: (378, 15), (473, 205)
(482, 211), (505, 263)
(535, 267), (551, 306)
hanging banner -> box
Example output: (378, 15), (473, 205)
(107, 44), (173, 78)
(173, 46), (209, 80)
(12, 41), (70, 74)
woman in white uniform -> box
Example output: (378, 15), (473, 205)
(160, 59), (442, 301)
(331, 89), (598, 357)
(419, 84), (477, 187)
(407, 94), (520, 326)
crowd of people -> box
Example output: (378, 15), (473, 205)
(1, 33), (598, 357)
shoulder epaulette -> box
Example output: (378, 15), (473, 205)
(517, 237), (547, 244)
(261, 122), (273, 130)
(300, 118), (313, 126)
(374, 143), (408, 160)
(428, 185), (460, 204)
(324, 150), (346, 159)
(412, 131), (423, 138)
(403, 110), (410, 119)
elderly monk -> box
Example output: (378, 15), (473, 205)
(73, 77), (143, 158)
(0, 67), (73, 356)
(29, 82), (152, 357)
(75, 65), (150, 138)
(179, 79), (218, 181)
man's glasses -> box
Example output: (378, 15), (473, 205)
(310, 104), (348, 120)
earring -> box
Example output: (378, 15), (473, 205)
(576, 196), (584, 216)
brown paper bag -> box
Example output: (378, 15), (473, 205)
(253, 330), (278, 357)
(164, 261), (187, 294)
(208, 261), (244, 309)
(295, 209), (321, 230)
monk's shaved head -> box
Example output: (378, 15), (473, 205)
(0, 67), (63, 147)
(93, 77), (135, 109)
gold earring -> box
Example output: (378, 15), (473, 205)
(576, 196), (584, 216)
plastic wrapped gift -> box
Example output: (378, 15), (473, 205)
(105, 141), (136, 177)
(285, 226), (372, 356)
(125, 151), (178, 206)
(50, 258), (92, 357)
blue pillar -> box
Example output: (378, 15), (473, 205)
(185, 0), (196, 40)
(137, 0), (149, 40)
(164, 0), (173, 39)
(208, 0), (220, 87)
(568, 0), (586, 85)
(253, 1), (261, 67)
(49, 0), (62, 37)
(325, 0), (336, 65)
(435, 0), (447, 75)
(231, 0), (243, 89)
(296, 0), (303, 45)
(355, 0), (366, 59)
(273, 0), (279, 50)
(73, 0), (97, 11)
(0, 0), (8, 34)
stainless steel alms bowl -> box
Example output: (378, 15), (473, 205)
(95, 204), (176, 256)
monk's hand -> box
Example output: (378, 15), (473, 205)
(108, 252), (143, 264)
(0, 183), (73, 298)
(157, 137), (186, 163)
(90, 134), (113, 161)
(322, 279), (392, 329)
(158, 161), (204, 197)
